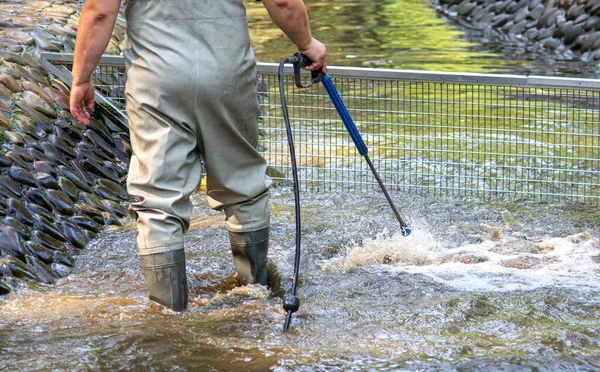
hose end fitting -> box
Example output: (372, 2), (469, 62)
(283, 295), (300, 313)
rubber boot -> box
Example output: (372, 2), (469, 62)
(228, 227), (269, 286)
(140, 249), (188, 311)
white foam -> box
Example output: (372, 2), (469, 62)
(323, 229), (600, 292)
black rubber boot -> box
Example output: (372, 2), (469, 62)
(228, 227), (269, 286)
(140, 249), (188, 312)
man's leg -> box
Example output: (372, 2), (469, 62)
(126, 92), (203, 311)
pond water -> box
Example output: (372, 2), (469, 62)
(246, 0), (600, 78)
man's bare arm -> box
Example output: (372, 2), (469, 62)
(261, 0), (327, 72)
(70, 0), (121, 124)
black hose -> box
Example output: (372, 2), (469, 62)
(278, 57), (302, 333)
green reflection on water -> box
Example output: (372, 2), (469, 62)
(246, 0), (507, 72)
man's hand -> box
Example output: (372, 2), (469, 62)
(261, 0), (327, 73)
(70, 81), (95, 125)
(299, 37), (327, 73)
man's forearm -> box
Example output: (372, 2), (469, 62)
(261, 0), (312, 51)
(72, 0), (121, 85)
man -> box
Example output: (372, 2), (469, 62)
(70, 0), (327, 311)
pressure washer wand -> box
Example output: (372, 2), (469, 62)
(320, 74), (411, 237)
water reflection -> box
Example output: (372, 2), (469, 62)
(247, 0), (600, 77)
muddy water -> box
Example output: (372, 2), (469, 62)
(1, 189), (600, 370)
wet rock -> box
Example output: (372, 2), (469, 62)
(102, 212), (122, 227)
(25, 255), (58, 284)
(20, 52), (43, 69)
(28, 147), (53, 163)
(25, 241), (53, 265)
(0, 49), (28, 66)
(0, 279), (10, 295)
(24, 188), (54, 212)
(564, 24), (584, 45)
(3, 216), (31, 240)
(0, 75), (21, 93)
(41, 141), (68, 166)
(4, 132), (25, 146)
(57, 164), (91, 192)
(58, 176), (79, 201)
(31, 229), (65, 250)
(16, 101), (54, 134)
(49, 134), (76, 158)
(97, 178), (128, 200)
(33, 161), (57, 177)
(13, 114), (44, 139)
(0, 152), (12, 168)
(27, 203), (54, 222)
(81, 159), (120, 183)
(8, 166), (36, 187)
(23, 91), (57, 118)
(6, 198), (34, 225)
(0, 256), (38, 282)
(74, 203), (105, 224)
(0, 30), (33, 45)
(33, 214), (67, 242)
(102, 199), (128, 218)
(31, 28), (61, 52)
(52, 250), (74, 268)
(59, 219), (88, 249)
(0, 177), (22, 197)
(44, 189), (75, 216)
(5, 150), (30, 170)
(22, 80), (55, 108)
(42, 86), (69, 109)
(70, 214), (101, 233)
(0, 83), (13, 101)
(0, 225), (26, 262)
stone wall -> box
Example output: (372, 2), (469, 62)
(433, 0), (600, 60)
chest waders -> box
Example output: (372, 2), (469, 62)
(278, 54), (412, 332)
(125, 0), (270, 312)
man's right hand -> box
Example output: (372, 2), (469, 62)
(299, 37), (327, 73)
(70, 81), (95, 125)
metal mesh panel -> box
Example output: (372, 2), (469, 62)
(42, 53), (600, 203)
(92, 64), (127, 114)
(258, 73), (600, 202)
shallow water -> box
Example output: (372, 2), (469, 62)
(2, 189), (600, 370)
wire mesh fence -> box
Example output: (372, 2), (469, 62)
(42, 53), (600, 203)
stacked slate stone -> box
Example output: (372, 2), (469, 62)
(0, 0), (131, 294)
(434, 0), (600, 60)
